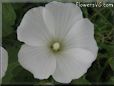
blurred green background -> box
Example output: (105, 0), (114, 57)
(2, 1), (114, 85)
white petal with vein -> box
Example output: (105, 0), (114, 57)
(18, 44), (56, 79)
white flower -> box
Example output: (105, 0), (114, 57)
(17, 1), (98, 83)
(0, 47), (8, 79)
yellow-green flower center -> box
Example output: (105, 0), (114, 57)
(51, 42), (60, 52)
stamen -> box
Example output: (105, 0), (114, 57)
(52, 42), (60, 52)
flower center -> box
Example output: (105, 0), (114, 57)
(51, 42), (61, 52)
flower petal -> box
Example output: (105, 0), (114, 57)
(45, 1), (83, 39)
(17, 7), (53, 46)
(65, 19), (98, 57)
(0, 47), (8, 79)
(52, 48), (95, 83)
(18, 44), (56, 79)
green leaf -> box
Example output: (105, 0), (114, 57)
(107, 76), (114, 85)
(35, 78), (54, 85)
(2, 3), (16, 37)
(109, 58), (114, 71)
(2, 24), (14, 37)
(71, 77), (91, 85)
(2, 33), (22, 83)
(86, 61), (103, 83)
(12, 3), (25, 10)
(2, 62), (19, 84)
(2, 3), (16, 25)
(2, 33), (35, 84)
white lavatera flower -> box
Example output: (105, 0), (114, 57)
(0, 47), (8, 79)
(17, 1), (98, 83)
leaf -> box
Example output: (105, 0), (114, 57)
(109, 57), (114, 71)
(12, 3), (25, 10)
(107, 76), (114, 85)
(2, 62), (19, 84)
(2, 3), (16, 25)
(10, 65), (35, 84)
(2, 24), (14, 38)
(2, 3), (16, 37)
(86, 61), (103, 83)
(71, 77), (91, 85)
(35, 77), (54, 85)
(2, 33), (35, 84)
(2, 33), (22, 83)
